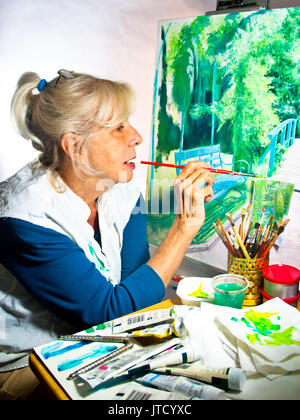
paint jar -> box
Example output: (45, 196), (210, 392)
(227, 253), (269, 306)
(212, 274), (249, 309)
(262, 264), (300, 308)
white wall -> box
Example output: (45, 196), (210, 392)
(0, 0), (215, 193)
(0, 0), (299, 194)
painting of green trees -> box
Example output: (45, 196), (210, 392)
(147, 7), (299, 252)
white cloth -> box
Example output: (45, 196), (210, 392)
(175, 299), (300, 380)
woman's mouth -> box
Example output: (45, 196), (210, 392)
(123, 159), (136, 170)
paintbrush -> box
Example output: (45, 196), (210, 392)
(239, 208), (247, 240)
(266, 215), (274, 237)
(216, 218), (236, 255)
(243, 221), (253, 247)
(257, 215), (274, 257)
(260, 213), (271, 240)
(243, 203), (252, 243)
(269, 221), (278, 241)
(252, 223), (264, 258)
(213, 223), (235, 255)
(226, 213), (251, 260)
(261, 218), (290, 258)
(247, 222), (259, 253)
(278, 218), (290, 229)
(140, 161), (260, 177)
(264, 221), (278, 251)
(260, 225), (285, 258)
(250, 208), (265, 254)
(256, 218), (287, 258)
(228, 231), (243, 258)
(250, 207), (266, 257)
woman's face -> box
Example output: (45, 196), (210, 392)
(87, 120), (142, 185)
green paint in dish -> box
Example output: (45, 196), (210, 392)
(214, 283), (245, 308)
(217, 284), (243, 292)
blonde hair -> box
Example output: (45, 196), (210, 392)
(11, 70), (135, 186)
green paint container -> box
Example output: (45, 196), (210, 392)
(212, 274), (249, 309)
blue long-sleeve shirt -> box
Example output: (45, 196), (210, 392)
(0, 197), (165, 328)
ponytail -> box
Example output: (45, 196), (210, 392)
(11, 72), (44, 151)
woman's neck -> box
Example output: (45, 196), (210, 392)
(58, 161), (107, 232)
(87, 200), (99, 233)
(58, 161), (108, 207)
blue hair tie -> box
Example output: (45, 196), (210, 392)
(37, 79), (48, 92)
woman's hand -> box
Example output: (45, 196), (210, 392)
(173, 161), (215, 235)
(147, 160), (215, 287)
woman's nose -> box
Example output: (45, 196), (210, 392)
(129, 126), (143, 146)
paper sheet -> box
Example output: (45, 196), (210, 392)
(180, 299), (300, 381)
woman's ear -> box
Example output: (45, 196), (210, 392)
(60, 133), (80, 161)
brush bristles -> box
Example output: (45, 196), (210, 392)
(226, 213), (234, 224)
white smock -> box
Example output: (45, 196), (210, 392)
(0, 161), (140, 371)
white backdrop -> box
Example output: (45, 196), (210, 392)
(0, 0), (214, 193)
(0, 0), (299, 195)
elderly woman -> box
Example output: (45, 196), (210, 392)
(0, 70), (214, 398)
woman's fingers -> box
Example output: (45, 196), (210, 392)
(174, 161), (215, 204)
(174, 160), (204, 180)
(181, 178), (213, 216)
(173, 161), (215, 230)
(173, 161), (215, 191)
(203, 184), (214, 203)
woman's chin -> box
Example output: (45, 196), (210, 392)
(117, 166), (134, 183)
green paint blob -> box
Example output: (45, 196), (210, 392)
(96, 321), (112, 330)
(245, 310), (280, 336)
(85, 327), (95, 334)
(232, 309), (300, 346)
(241, 317), (251, 327)
(96, 324), (107, 330)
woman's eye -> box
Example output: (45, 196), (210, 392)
(116, 124), (124, 132)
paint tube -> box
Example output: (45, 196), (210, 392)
(131, 323), (174, 345)
(127, 340), (202, 376)
(112, 382), (200, 400)
(136, 373), (226, 400)
(79, 337), (181, 388)
(112, 308), (173, 334)
(131, 317), (187, 345)
(153, 365), (247, 392)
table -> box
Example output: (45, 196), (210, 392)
(29, 297), (180, 400)
(30, 295), (300, 400)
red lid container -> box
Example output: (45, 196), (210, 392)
(262, 264), (300, 285)
(262, 289), (300, 303)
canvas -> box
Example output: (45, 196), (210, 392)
(146, 7), (300, 269)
